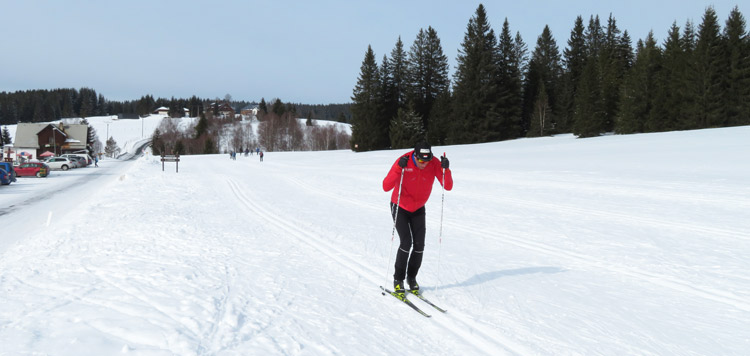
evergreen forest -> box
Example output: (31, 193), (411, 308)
(349, 4), (750, 151)
(0, 89), (351, 127)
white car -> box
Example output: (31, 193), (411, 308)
(62, 153), (92, 166)
(44, 157), (75, 171)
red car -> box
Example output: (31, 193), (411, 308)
(15, 162), (50, 177)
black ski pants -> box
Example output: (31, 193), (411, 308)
(391, 202), (426, 281)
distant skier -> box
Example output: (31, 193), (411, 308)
(382, 141), (452, 298)
(259, 151), (264, 162)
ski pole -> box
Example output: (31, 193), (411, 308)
(384, 166), (405, 288)
(435, 152), (446, 294)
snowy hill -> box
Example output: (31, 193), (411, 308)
(0, 126), (748, 355)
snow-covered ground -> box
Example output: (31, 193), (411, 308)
(0, 126), (749, 355)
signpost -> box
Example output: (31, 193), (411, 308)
(160, 153), (180, 172)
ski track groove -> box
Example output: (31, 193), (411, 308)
(281, 174), (382, 211)
(226, 178), (529, 356)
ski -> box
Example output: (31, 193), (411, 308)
(380, 286), (431, 318)
(409, 290), (447, 313)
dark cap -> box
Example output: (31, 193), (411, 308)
(414, 142), (433, 161)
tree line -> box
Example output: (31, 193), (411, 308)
(0, 89), (353, 126)
(350, 4), (750, 151)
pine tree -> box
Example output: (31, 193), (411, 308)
(194, 113), (209, 139)
(723, 6), (750, 126)
(560, 16), (587, 132)
(599, 14), (630, 132)
(379, 54), (395, 137)
(658, 22), (689, 131)
(388, 37), (409, 111)
(522, 25), (561, 137)
(350, 45), (384, 151)
(407, 26), (450, 140)
(1, 126), (11, 145)
(676, 20), (700, 129)
(586, 15), (605, 58)
(496, 19), (524, 139)
(451, 4), (501, 144)
(573, 57), (605, 137)
(272, 99), (285, 116)
(694, 7), (726, 128)
(642, 33), (665, 132)
(572, 15), (607, 137)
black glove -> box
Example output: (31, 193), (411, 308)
(398, 155), (409, 168)
(440, 156), (450, 169)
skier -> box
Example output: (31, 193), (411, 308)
(382, 141), (452, 298)
(259, 151), (264, 162)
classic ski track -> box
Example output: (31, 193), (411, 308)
(275, 176), (749, 312)
(281, 174), (383, 211)
(226, 178), (530, 356)
(452, 223), (750, 312)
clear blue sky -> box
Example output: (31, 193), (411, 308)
(0, 0), (743, 104)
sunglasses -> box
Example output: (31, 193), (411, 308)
(416, 157), (431, 163)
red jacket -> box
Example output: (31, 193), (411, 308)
(382, 151), (453, 212)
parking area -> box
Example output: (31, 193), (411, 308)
(0, 158), (121, 210)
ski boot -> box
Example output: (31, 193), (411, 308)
(407, 278), (420, 294)
(393, 280), (406, 300)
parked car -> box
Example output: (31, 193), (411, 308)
(62, 154), (91, 167)
(0, 167), (12, 185)
(62, 152), (94, 166)
(15, 162), (50, 177)
(44, 157), (74, 171)
(0, 162), (17, 183)
(67, 156), (86, 168)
